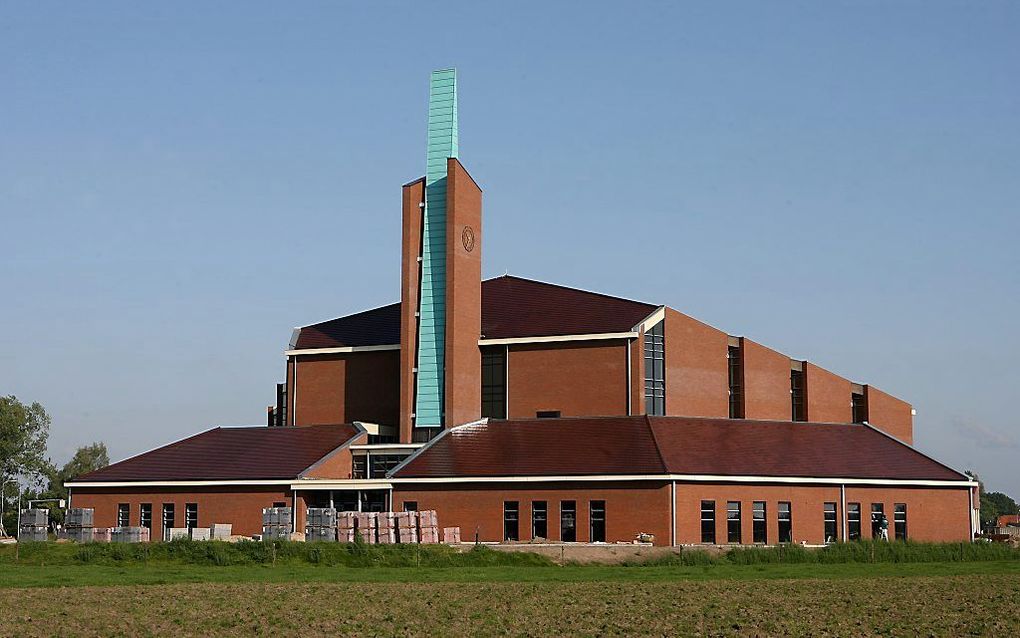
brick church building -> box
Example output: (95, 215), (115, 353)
(68, 70), (978, 546)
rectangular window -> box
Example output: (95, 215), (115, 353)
(560, 501), (576, 542)
(590, 501), (606, 543)
(847, 503), (861, 540)
(778, 502), (792, 543)
(368, 454), (407, 479)
(275, 382), (287, 427)
(536, 410), (561, 419)
(700, 500), (716, 544)
(871, 503), (885, 539)
(139, 503), (152, 530)
(727, 501), (742, 543)
(503, 501), (519, 541)
(185, 503), (198, 530)
(402, 501), (418, 512)
(162, 503), (175, 540)
(894, 504), (907, 540)
(851, 391), (868, 424)
(791, 369), (806, 421)
(728, 344), (744, 419)
(823, 502), (838, 543)
(644, 321), (665, 416)
(117, 503), (130, 527)
(752, 501), (766, 543)
(532, 501), (548, 539)
(481, 346), (507, 419)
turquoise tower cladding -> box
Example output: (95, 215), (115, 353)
(414, 69), (458, 427)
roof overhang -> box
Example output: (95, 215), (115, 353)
(285, 344), (400, 356)
(477, 332), (637, 346)
(387, 474), (979, 487)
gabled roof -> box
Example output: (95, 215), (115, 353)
(73, 424), (361, 482)
(392, 416), (967, 482)
(291, 275), (657, 350)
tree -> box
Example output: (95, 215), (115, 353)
(967, 470), (1018, 527)
(46, 442), (109, 500)
(0, 395), (51, 487)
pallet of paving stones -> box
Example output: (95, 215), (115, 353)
(395, 511), (418, 544)
(209, 523), (232, 540)
(92, 528), (112, 543)
(66, 527), (95, 543)
(306, 508), (337, 529)
(20, 509), (48, 527)
(355, 512), (377, 544)
(261, 525), (293, 540)
(304, 526), (337, 542)
(111, 527), (151, 543)
(18, 526), (47, 542)
(189, 527), (210, 541)
(66, 508), (94, 528)
(168, 527), (191, 541)
(262, 507), (292, 527)
(442, 527), (461, 544)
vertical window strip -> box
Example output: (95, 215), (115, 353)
(644, 321), (665, 416)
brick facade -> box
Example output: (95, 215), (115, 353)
(289, 351), (399, 426)
(507, 340), (628, 418)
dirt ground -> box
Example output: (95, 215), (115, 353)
(3, 574), (1018, 637)
(479, 542), (694, 564)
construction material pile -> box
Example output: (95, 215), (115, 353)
(305, 508), (337, 542)
(262, 507), (293, 539)
(18, 509), (48, 542)
(65, 508), (94, 543)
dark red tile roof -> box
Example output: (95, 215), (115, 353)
(394, 416), (666, 478)
(74, 424), (361, 482)
(291, 276), (658, 349)
(392, 416), (966, 482)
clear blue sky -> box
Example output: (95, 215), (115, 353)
(2, 2), (1017, 496)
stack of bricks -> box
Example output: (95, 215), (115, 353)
(356, 511), (377, 544)
(92, 528), (112, 543)
(396, 511), (418, 544)
(419, 510), (439, 544)
(377, 512), (396, 544)
(209, 523), (232, 540)
(337, 511), (356, 543)
(442, 526), (461, 544)
(261, 507), (293, 540)
(18, 509), (48, 542)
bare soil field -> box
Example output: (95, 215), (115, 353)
(3, 574), (1018, 637)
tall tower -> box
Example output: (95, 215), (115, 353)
(399, 69), (482, 442)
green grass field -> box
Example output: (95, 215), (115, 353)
(2, 542), (1018, 636)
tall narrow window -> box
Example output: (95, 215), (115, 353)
(481, 346), (507, 419)
(752, 501), (766, 543)
(778, 502), (792, 543)
(560, 501), (576, 542)
(532, 501), (548, 539)
(791, 368), (806, 421)
(851, 391), (868, 424)
(503, 501), (519, 541)
(162, 503), (175, 541)
(185, 503), (198, 530)
(139, 503), (152, 530)
(728, 344), (744, 419)
(644, 321), (665, 415)
(823, 502), (838, 543)
(894, 504), (907, 540)
(871, 503), (885, 539)
(727, 501), (742, 543)
(275, 382), (287, 427)
(847, 503), (861, 540)
(590, 501), (606, 543)
(117, 503), (130, 527)
(700, 500), (716, 544)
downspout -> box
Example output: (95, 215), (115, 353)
(505, 345), (509, 418)
(670, 480), (676, 547)
(840, 484), (847, 541)
(291, 489), (297, 534)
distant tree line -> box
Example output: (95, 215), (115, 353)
(1, 395), (109, 534)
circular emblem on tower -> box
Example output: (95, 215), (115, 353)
(461, 225), (475, 252)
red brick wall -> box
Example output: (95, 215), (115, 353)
(630, 330), (645, 415)
(302, 431), (368, 480)
(399, 178), (425, 442)
(394, 482), (671, 544)
(444, 158), (482, 427)
(674, 483), (970, 544)
(507, 340), (628, 418)
(865, 385), (913, 444)
(664, 308), (729, 417)
(71, 486), (292, 537)
(741, 338), (792, 420)
(290, 351), (399, 426)
(804, 363), (852, 423)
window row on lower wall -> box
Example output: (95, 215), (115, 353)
(502, 500), (606, 543)
(117, 502), (204, 540)
(699, 499), (908, 544)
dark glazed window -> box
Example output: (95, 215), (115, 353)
(162, 503), (175, 540)
(727, 501), (742, 543)
(847, 503), (861, 540)
(532, 501), (548, 539)
(139, 503), (152, 530)
(728, 345), (744, 419)
(823, 502), (838, 543)
(402, 501), (418, 512)
(778, 502), (792, 543)
(791, 369), (806, 421)
(560, 501), (576, 542)
(503, 501), (519, 541)
(644, 321), (665, 415)
(590, 501), (606, 543)
(752, 501), (766, 543)
(185, 503), (198, 530)
(894, 504), (907, 540)
(481, 346), (507, 419)
(117, 503), (129, 527)
(701, 500), (716, 544)
(852, 391), (868, 424)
